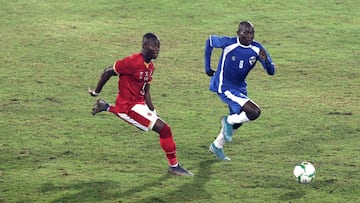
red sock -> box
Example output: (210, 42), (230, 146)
(109, 105), (116, 114)
(159, 124), (178, 166)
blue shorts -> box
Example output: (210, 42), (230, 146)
(218, 90), (250, 114)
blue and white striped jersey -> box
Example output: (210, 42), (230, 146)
(204, 35), (275, 95)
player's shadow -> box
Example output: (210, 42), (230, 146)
(44, 176), (170, 203)
(43, 159), (216, 203)
(278, 178), (337, 202)
(137, 159), (217, 203)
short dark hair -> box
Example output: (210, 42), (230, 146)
(238, 21), (254, 32)
(143, 33), (159, 42)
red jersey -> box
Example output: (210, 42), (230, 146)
(112, 53), (154, 113)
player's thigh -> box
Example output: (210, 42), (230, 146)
(219, 90), (250, 114)
(117, 104), (158, 131)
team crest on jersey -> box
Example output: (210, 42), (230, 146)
(249, 56), (256, 66)
(231, 56), (236, 61)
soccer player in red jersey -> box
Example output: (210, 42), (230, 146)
(88, 33), (193, 176)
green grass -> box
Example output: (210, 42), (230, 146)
(1, 0), (359, 202)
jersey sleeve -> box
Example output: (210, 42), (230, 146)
(253, 41), (276, 75)
(113, 56), (137, 75)
(204, 36), (214, 74)
(204, 35), (231, 74)
(208, 35), (231, 48)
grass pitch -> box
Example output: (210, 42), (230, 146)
(1, 0), (359, 202)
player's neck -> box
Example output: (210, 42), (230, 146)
(237, 37), (251, 48)
(141, 52), (152, 63)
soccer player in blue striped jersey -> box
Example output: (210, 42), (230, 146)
(205, 21), (276, 161)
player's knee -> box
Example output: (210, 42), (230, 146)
(159, 124), (172, 138)
(233, 123), (242, 130)
(248, 108), (261, 120)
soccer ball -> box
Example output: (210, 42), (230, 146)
(293, 161), (316, 184)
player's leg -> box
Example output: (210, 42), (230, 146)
(210, 119), (232, 161)
(117, 104), (193, 176)
(91, 97), (134, 117)
(151, 120), (177, 167)
(117, 104), (157, 131)
(227, 100), (261, 124)
(92, 95), (125, 116)
(209, 91), (242, 160)
(221, 90), (261, 137)
(216, 90), (250, 142)
(210, 116), (240, 161)
(91, 99), (110, 115)
(152, 120), (193, 176)
(233, 123), (243, 130)
(209, 136), (231, 161)
(210, 90), (257, 161)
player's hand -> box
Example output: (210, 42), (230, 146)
(206, 69), (215, 77)
(88, 87), (99, 97)
(259, 48), (267, 61)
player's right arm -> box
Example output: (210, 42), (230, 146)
(89, 66), (117, 97)
(204, 35), (216, 77)
(204, 35), (230, 77)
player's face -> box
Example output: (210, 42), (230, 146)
(143, 39), (160, 60)
(238, 25), (254, 46)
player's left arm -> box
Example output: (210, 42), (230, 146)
(257, 44), (276, 75)
(144, 83), (155, 111)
